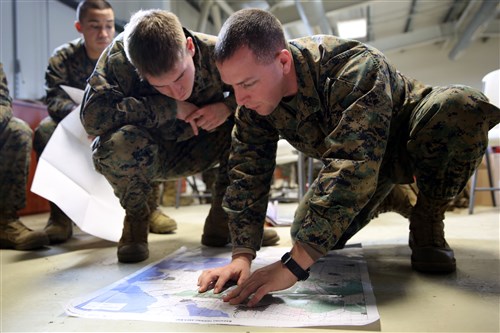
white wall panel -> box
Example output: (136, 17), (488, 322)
(385, 38), (500, 90)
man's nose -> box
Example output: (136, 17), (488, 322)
(99, 28), (110, 38)
(234, 87), (248, 106)
(171, 84), (184, 99)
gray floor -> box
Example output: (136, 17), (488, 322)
(1, 202), (499, 332)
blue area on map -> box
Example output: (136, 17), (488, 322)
(186, 302), (229, 317)
(75, 284), (157, 313)
(75, 255), (231, 313)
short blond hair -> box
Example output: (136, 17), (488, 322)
(124, 9), (186, 78)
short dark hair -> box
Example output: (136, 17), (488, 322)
(76, 0), (113, 22)
(123, 9), (186, 78)
(215, 8), (287, 65)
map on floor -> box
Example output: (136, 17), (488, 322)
(66, 245), (380, 328)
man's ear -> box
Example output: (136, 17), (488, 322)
(186, 37), (195, 57)
(278, 49), (292, 74)
(75, 21), (82, 33)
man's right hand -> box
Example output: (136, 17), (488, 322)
(197, 253), (253, 294)
(176, 101), (199, 135)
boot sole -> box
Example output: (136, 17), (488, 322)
(118, 251), (149, 263)
(47, 232), (73, 244)
(0, 237), (49, 250)
(45, 226), (73, 244)
(262, 235), (280, 246)
(410, 243), (456, 274)
(411, 257), (456, 274)
(149, 226), (177, 234)
(117, 244), (149, 263)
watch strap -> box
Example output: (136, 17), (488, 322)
(281, 252), (310, 281)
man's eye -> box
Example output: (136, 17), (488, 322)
(242, 82), (255, 89)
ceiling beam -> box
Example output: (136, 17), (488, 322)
(449, 0), (499, 60)
(214, 0), (235, 16)
(271, 0), (372, 25)
(294, 0), (332, 35)
(196, 0), (213, 32)
(367, 4), (374, 41)
(369, 18), (499, 54)
(370, 21), (462, 53)
(404, 0), (418, 33)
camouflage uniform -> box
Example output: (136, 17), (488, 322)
(30, 37), (99, 244)
(224, 36), (500, 257)
(81, 30), (235, 223)
(33, 38), (96, 155)
(0, 63), (32, 215)
(0, 63), (49, 250)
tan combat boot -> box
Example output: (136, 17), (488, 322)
(117, 213), (150, 263)
(44, 202), (73, 244)
(262, 228), (280, 246)
(161, 180), (194, 207)
(409, 192), (456, 273)
(149, 209), (177, 234)
(148, 184), (177, 234)
(447, 186), (470, 211)
(0, 213), (49, 250)
(375, 184), (417, 219)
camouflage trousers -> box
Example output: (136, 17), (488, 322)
(292, 84), (500, 250)
(92, 121), (233, 216)
(0, 118), (32, 214)
(33, 116), (58, 158)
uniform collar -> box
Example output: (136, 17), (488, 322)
(281, 42), (323, 123)
(185, 29), (215, 99)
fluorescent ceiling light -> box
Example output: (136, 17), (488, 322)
(337, 18), (367, 39)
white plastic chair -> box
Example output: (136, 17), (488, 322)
(469, 69), (500, 214)
(274, 139), (318, 200)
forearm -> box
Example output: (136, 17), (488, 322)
(289, 241), (317, 271)
(46, 91), (77, 122)
(81, 88), (177, 136)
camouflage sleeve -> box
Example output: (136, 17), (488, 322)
(45, 50), (79, 122)
(0, 63), (13, 130)
(223, 107), (280, 253)
(295, 51), (394, 255)
(80, 44), (177, 137)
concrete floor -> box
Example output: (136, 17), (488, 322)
(1, 202), (499, 332)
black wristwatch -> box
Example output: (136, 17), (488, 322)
(281, 252), (310, 281)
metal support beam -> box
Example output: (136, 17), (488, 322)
(214, 0), (235, 16)
(404, 0), (418, 33)
(210, 3), (222, 31)
(272, 0), (371, 26)
(371, 23), (453, 53)
(196, 0), (213, 32)
(366, 4), (373, 42)
(449, 0), (499, 60)
(12, 0), (20, 98)
(295, 0), (333, 35)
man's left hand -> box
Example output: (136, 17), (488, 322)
(223, 260), (298, 307)
(185, 102), (231, 133)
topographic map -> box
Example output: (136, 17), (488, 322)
(66, 245), (379, 328)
